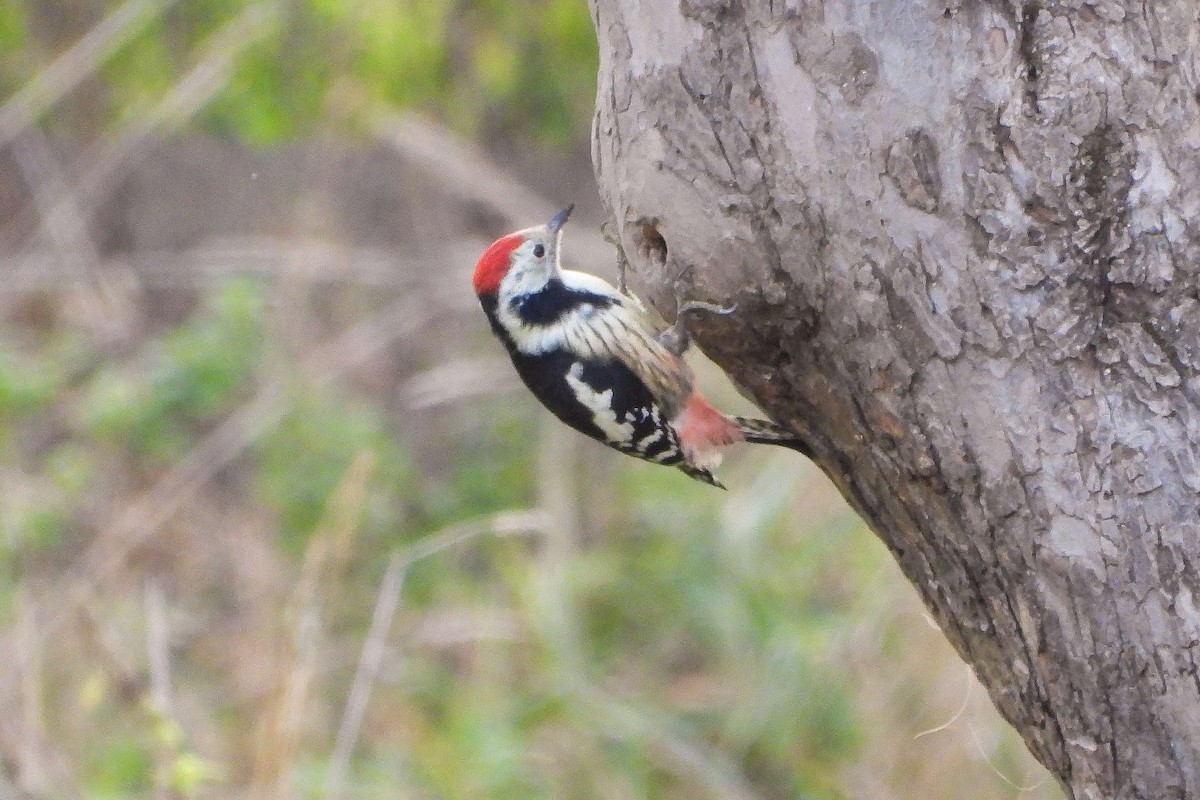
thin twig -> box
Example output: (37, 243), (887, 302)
(323, 552), (404, 799)
(144, 577), (173, 716)
(965, 722), (1050, 794)
(324, 510), (550, 798)
(254, 452), (375, 800)
(913, 666), (973, 740)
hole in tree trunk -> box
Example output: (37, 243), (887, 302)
(634, 220), (668, 266)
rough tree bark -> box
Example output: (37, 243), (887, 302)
(588, 1), (1200, 798)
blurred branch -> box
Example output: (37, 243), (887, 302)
(9, 128), (132, 337)
(324, 552), (404, 800)
(537, 414), (581, 566)
(144, 577), (173, 717)
(401, 509), (552, 564)
(582, 687), (766, 800)
(13, 0), (282, 245)
(4, 239), (482, 295)
(254, 452), (374, 800)
(10, 127), (100, 277)
(5, 2), (283, 300)
(79, 0), (281, 202)
(325, 509), (549, 799)
(4, 292), (436, 691)
(77, 607), (145, 705)
(365, 112), (550, 227)
(0, 0), (179, 150)
(366, 110), (614, 271)
(5, 586), (61, 799)
(402, 357), (522, 409)
(144, 577), (183, 800)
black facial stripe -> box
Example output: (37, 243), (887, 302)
(478, 293), (518, 353)
(511, 278), (615, 326)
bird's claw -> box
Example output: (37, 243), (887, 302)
(658, 266), (736, 356)
(676, 299), (738, 317)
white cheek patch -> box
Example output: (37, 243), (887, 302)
(565, 362), (634, 445)
(500, 254), (552, 298)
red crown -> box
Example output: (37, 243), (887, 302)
(472, 233), (524, 295)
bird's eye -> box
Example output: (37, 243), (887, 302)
(533, 244), (545, 258)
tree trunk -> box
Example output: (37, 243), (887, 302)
(588, 1), (1200, 798)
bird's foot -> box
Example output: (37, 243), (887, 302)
(657, 266), (737, 356)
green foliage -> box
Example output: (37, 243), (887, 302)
(0, 344), (87, 559)
(572, 464), (865, 793)
(254, 388), (414, 551)
(211, 2), (341, 144)
(0, 1), (29, 81)
(0, 344), (63, 422)
(83, 276), (265, 462)
(5, 0), (598, 146)
(86, 734), (153, 799)
(437, 413), (537, 519)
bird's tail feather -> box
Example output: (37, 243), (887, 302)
(734, 417), (813, 459)
(678, 462), (726, 489)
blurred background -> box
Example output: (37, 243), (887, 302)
(0, 1), (1062, 798)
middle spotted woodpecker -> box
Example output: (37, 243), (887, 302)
(473, 204), (812, 487)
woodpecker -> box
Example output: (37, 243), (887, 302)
(472, 204), (811, 487)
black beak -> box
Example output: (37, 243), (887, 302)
(548, 204), (574, 234)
